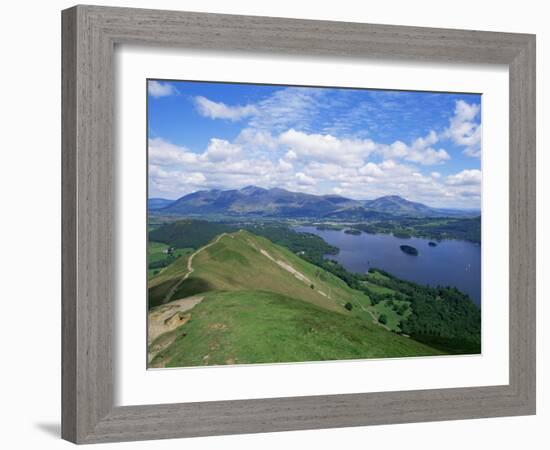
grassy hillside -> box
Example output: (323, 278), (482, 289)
(150, 230), (369, 314)
(147, 230), (444, 367)
(149, 291), (441, 368)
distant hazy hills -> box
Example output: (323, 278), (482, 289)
(148, 198), (175, 210)
(148, 186), (478, 219)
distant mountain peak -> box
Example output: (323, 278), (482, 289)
(240, 185), (267, 194)
(154, 187), (475, 218)
(378, 195), (405, 200)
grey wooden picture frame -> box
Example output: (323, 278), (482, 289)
(61, 4), (536, 444)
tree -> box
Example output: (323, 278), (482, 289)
(396, 304), (408, 315)
(344, 302), (353, 311)
(378, 314), (388, 325)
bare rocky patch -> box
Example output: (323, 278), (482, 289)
(147, 296), (204, 364)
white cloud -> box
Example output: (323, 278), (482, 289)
(148, 138), (198, 166)
(236, 128), (278, 149)
(149, 164), (206, 194)
(148, 80), (177, 98)
(304, 162), (351, 181)
(277, 158), (293, 172)
(149, 87), (481, 208)
(298, 158), (478, 208)
(194, 96), (257, 121)
(201, 138), (242, 162)
(380, 160), (397, 170)
(148, 133), (479, 208)
(295, 172), (316, 186)
(375, 141), (409, 159)
(406, 147), (451, 165)
(402, 130), (450, 165)
(278, 129), (376, 166)
(284, 150), (297, 161)
(443, 100), (482, 157)
(372, 131), (450, 165)
(148, 137), (297, 197)
(446, 169), (482, 186)
(358, 162), (384, 177)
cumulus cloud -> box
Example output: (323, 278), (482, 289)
(284, 150), (297, 161)
(148, 138), (198, 166)
(278, 129), (376, 166)
(149, 164), (206, 194)
(236, 128), (278, 149)
(148, 86), (481, 207)
(277, 158), (294, 172)
(404, 131), (451, 165)
(358, 162), (384, 177)
(375, 140), (409, 159)
(295, 172), (316, 186)
(446, 169), (482, 186)
(286, 129), (450, 166)
(406, 147), (451, 165)
(373, 130), (450, 165)
(201, 139), (242, 162)
(443, 100), (482, 157)
(148, 80), (178, 98)
(194, 96), (258, 121)
(148, 137), (296, 197)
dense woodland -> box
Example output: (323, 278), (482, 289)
(149, 220), (235, 248)
(364, 269), (481, 353)
(352, 216), (481, 243)
(244, 223), (339, 262)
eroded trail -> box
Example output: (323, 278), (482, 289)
(162, 233), (230, 304)
(246, 237), (331, 299)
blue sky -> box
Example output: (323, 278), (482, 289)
(147, 79), (482, 208)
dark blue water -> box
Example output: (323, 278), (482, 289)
(296, 226), (481, 306)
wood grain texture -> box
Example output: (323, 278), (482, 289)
(61, 4), (536, 444)
(61, 7), (77, 443)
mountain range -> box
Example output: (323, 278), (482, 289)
(148, 186), (478, 219)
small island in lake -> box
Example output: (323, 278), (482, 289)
(400, 244), (419, 256)
(428, 241), (438, 247)
(344, 229), (361, 235)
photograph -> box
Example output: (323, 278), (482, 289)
(146, 79), (482, 368)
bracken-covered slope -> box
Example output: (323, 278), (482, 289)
(147, 230), (441, 367)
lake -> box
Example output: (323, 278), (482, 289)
(295, 226), (481, 306)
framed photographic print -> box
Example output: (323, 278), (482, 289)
(145, 80), (483, 368)
(62, 5), (536, 444)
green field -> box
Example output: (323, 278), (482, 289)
(147, 241), (192, 279)
(147, 229), (446, 367)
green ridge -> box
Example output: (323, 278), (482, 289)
(148, 230), (443, 367)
